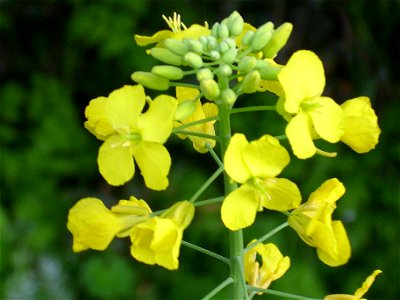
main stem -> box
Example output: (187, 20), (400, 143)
(218, 102), (246, 299)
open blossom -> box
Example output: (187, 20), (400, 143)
(130, 201), (195, 270)
(174, 86), (218, 153)
(278, 50), (344, 159)
(67, 196), (152, 252)
(221, 133), (301, 230)
(244, 241), (290, 294)
(288, 178), (351, 266)
(324, 270), (382, 300)
(84, 85), (177, 190)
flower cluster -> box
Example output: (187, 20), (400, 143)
(67, 10), (382, 299)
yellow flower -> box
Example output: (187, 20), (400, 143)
(244, 241), (290, 293)
(134, 12), (210, 47)
(278, 50), (344, 159)
(130, 201), (194, 270)
(67, 196), (152, 252)
(221, 133), (301, 230)
(174, 87), (218, 153)
(340, 96), (381, 153)
(324, 270), (382, 300)
(85, 85), (177, 190)
(288, 178), (351, 266)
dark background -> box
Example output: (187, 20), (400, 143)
(1, 0), (399, 299)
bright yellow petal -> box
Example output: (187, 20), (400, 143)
(258, 80), (284, 96)
(278, 50), (325, 114)
(130, 219), (156, 265)
(354, 270), (382, 298)
(176, 86), (200, 103)
(132, 141), (171, 191)
(224, 133), (253, 183)
(259, 178), (301, 211)
(84, 96), (115, 140)
(341, 97), (381, 153)
(242, 135), (290, 178)
(172, 24), (210, 40)
(134, 30), (173, 46)
(67, 198), (120, 252)
(308, 178), (345, 206)
(221, 185), (260, 230)
(286, 112), (316, 159)
(136, 94), (177, 143)
(98, 135), (134, 186)
(106, 85), (146, 131)
(308, 97), (344, 143)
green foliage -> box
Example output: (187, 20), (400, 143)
(1, 0), (398, 299)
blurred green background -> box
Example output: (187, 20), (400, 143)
(1, 0), (399, 299)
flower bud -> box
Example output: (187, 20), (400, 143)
(251, 22), (274, 51)
(227, 11), (244, 37)
(184, 52), (203, 69)
(151, 65), (184, 80)
(150, 47), (182, 66)
(240, 70), (261, 93)
(211, 22), (220, 38)
(210, 50), (221, 61)
(262, 22), (293, 58)
(238, 56), (257, 74)
(221, 47), (237, 64)
(216, 64), (232, 77)
(207, 36), (218, 50)
(241, 30), (254, 46)
(174, 100), (197, 120)
(131, 71), (170, 91)
(161, 200), (195, 229)
(220, 88), (237, 106)
(163, 38), (189, 56)
(218, 23), (230, 39)
(196, 68), (214, 81)
(219, 40), (230, 53)
(187, 39), (203, 54)
(258, 64), (282, 80)
(200, 78), (220, 101)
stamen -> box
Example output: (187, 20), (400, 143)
(162, 12), (187, 32)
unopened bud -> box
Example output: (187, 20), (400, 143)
(196, 68), (214, 81)
(220, 88), (237, 106)
(163, 38), (189, 56)
(151, 65), (184, 80)
(200, 78), (220, 101)
(211, 22), (220, 38)
(258, 64), (282, 80)
(150, 47), (182, 66)
(219, 40), (230, 53)
(216, 64), (232, 77)
(187, 39), (203, 54)
(174, 100), (197, 120)
(251, 22), (274, 51)
(238, 56), (257, 73)
(240, 70), (261, 93)
(221, 47), (237, 64)
(210, 50), (221, 61)
(131, 71), (170, 91)
(161, 200), (195, 229)
(184, 52), (203, 69)
(207, 36), (218, 50)
(227, 11), (244, 36)
(241, 30), (254, 46)
(218, 23), (229, 39)
(262, 22), (293, 58)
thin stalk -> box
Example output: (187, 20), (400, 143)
(181, 240), (230, 265)
(189, 166), (224, 203)
(246, 286), (322, 300)
(173, 130), (219, 141)
(173, 116), (219, 131)
(243, 222), (289, 254)
(230, 105), (276, 114)
(206, 143), (224, 167)
(201, 277), (234, 300)
(194, 196), (224, 207)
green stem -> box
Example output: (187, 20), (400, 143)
(173, 116), (219, 131)
(218, 101), (246, 299)
(206, 143), (224, 167)
(181, 240), (230, 265)
(173, 129), (219, 141)
(243, 222), (289, 254)
(189, 166), (224, 203)
(246, 286), (322, 300)
(201, 277), (234, 300)
(194, 196), (224, 207)
(230, 105), (276, 114)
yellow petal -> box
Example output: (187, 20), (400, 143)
(132, 141), (171, 191)
(341, 97), (381, 153)
(278, 50), (325, 114)
(172, 24), (210, 40)
(286, 112), (316, 159)
(221, 185), (260, 230)
(84, 96), (115, 140)
(308, 178), (345, 205)
(161, 201), (195, 229)
(134, 30), (173, 46)
(136, 94), (177, 143)
(259, 178), (301, 211)
(176, 86), (200, 103)
(258, 80), (284, 96)
(67, 198), (120, 252)
(130, 219), (156, 265)
(242, 135), (290, 178)
(308, 97), (344, 143)
(224, 133), (252, 183)
(98, 135), (134, 186)
(354, 269), (382, 298)
(106, 85), (146, 131)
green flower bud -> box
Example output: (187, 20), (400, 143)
(131, 71), (170, 91)
(258, 64), (282, 80)
(184, 52), (203, 69)
(207, 36), (218, 50)
(220, 88), (237, 106)
(196, 68), (214, 81)
(187, 39), (203, 54)
(262, 22), (293, 58)
(227, 11), (244, 37)
(221, 47), (237, 64)
(174, 100), (197, 120)
(218, 23), (229, 39)
(211, 22), (220, 38)
(219, 40), (230, 53)
(151, 65), (184, 80)
(216, 64), (232, 77)
(238, 56), (257, 74)
(240, 70), (261, 94)
(150, 48), (182, 66)
(200, 78), (220, 101)
(241, 30), (254, 46)
(163, 38), (189, 56)
(210, 50), (221, 61)
(251, 22), (274, 51)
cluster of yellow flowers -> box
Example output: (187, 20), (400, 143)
(67, 11), (382, 299)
